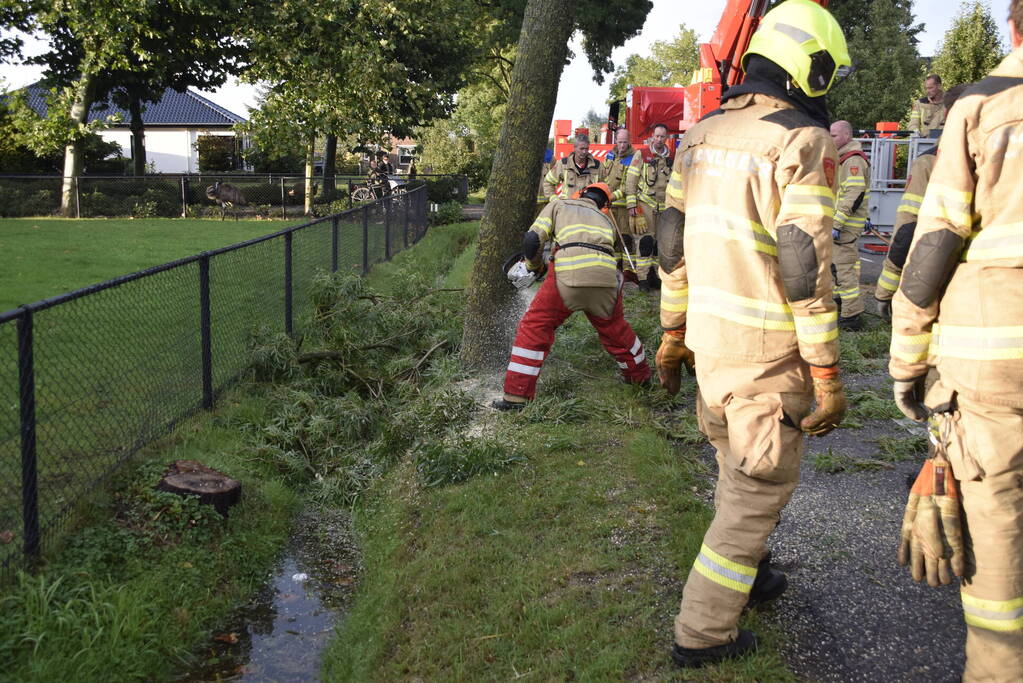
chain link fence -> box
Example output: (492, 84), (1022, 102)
(0, 186), (429, 579)
(0, 173), (467, 219)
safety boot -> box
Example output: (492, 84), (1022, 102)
(838, 314), (863, 332)
(491, 398), (526, 411)
(747, 552), (787, 609)
(670, 630), (758, 668)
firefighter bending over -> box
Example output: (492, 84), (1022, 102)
(493, 183), (651, 410)
(655, 0), (849, 667)
(890, 5), (1023, 678)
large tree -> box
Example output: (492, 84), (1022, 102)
(608, 24), (700, 102)
(826, 0), (923, 129)
(931, 0), (1005, 86)
(460, 0), (652, 367)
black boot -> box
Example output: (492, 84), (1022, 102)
(747, 552), (787, 609)
(838, 313), (863, 332)
(671, 629), (758, 668)
(491, 398), (526, 411)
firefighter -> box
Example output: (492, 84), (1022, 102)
(535, 148), (554, 219)
(493, 183), (651, 410)
(875, 84), (969, 320)
(542, 133), (600, 201)
(908, 74), (947, 137)
(889, 6), (1023, 678)
(655, 0), (849, 667)
(632, 122), (674, 289)
(597, 126), (634, 276)
(829, 119), (869, 330)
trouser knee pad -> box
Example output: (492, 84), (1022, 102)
(639, 235), (656, 257)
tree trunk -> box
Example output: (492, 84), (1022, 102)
(460, 0), (575, 367)
(304, 133), (315, 215)
(60, 73), (98, 217)
(129, 96), (146, 176)
(322, 133), (337, 201)
(156, 460), (241, 516)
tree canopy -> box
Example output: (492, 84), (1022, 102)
(608, 24), (700, 103)
(931, 0), (1005, 86)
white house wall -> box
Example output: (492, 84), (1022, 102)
(97, 127), (237, 174)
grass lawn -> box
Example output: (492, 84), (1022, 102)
(0, 217), (302, 311)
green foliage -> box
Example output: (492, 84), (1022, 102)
(429, 201), (464, 226)
(195, 134), (239, 172)
(608, 24), (700, 102)
(875, 434), (928, 462)
(425, 176), (464, 203)
(811, 447), (891, 473)
(847, 388), (903, 421)
(415, 434), (525, 487)
(827, 0), (923, 128)
(931, 1), (1005, 85)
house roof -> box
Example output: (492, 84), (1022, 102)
(19, 82), (245, 127)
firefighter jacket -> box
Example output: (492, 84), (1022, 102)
(890, 48), (1023, 407)
(543, 154), (600, 201)
(834, 139), (870, 242)
(536, 162), (550, 204)
(599, 145), (641, 210)
(658, 93), (840, 367)
(909, 97), (947, 137)
(637, 146), (673, 214)
(526, 198), (622, 289)
(875, 150), (936, 301)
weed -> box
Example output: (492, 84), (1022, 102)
(811, 447), (893, 473)
(414, 434), (526, 487)
(875, 434), (928, 462)
(847, 389), (902, 421)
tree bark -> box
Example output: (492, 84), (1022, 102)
(322, 133), (337, 201)
(129, 96), (147, 176)
(60, 73), (98, 217)
(304, 133), (315, 215)
(460, 0), (576, 367)
(156, 460), (241, 516)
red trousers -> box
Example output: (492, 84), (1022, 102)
(503, 268), (651, 400)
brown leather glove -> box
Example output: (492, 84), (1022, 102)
(655, 328), (695, 396)
(800, 366), (846, 436)
(898, 456), (966, 586)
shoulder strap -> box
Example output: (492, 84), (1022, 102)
(839, 150), (868, 165)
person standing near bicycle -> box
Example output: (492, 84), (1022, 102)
(372, 150), (395, 197)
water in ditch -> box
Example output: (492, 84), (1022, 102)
(176, 507), (360, 682)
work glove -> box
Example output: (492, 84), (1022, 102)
(898, 455), (966, 586)
(655, 328), (695, 396)
(893, 376), (928, 422)
(877, 299), (892, 322)
(800, 366), (846, 436)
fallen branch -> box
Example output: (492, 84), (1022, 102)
(392, 339), (448, 381)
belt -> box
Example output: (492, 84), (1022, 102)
(555, 241), (615, 256)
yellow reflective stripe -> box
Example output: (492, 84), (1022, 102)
(626, 165), (641, 177)
(962, 592), (1023, 632)
(693, 544), (756, 594)
(661, 286), (689, 313)
(794, 311), (838, 344)
(666, 171), (684, 200)
(687, 206), (777, 256)
(897, 192), (924, 216)
(531, 216), (552, 237)
(781, 184), (835, 217)
(891, 331), (931, 363)
(557, 222), (614, 242)
(963, 222), (1023, 262)
(554, 252), (618, 271)
(878, 267), (900, 292)
(921, 182), (974, 227)
(932, 324), (1023, 361)
(536, 195), (549, 202)
(689, 286), (795, 331)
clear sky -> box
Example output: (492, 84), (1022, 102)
(0, 0), (1014, 123)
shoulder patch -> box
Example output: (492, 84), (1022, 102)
(967, 76), (1023, 98)
(760, 108), (818, 131)
(823, 158), (836, 188)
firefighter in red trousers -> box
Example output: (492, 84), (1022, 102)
(493, 183), (651, 410)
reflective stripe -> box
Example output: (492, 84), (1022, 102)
(555, 252), (618, 271)
(962, 592), (1023, 631)
(794, 311), (838, 344)
(963, 222), (1023, 262)
(878, 267), (900, 292)
(666, 171), (685, 200)
(891, 331), (931, 363)
(932, 324), (1023, 361)
(836, 286), (860, 301)
(920, 182), (974, 227)
(531, 216), (553, 237)
(557, 222), (614, 242)
(508, 361), (540, 376)
(661, 286), (689, 313)
(687, 206), (777, 255)
(773, 21), (814, 44)
(689, 286), (795, 331)
(511, 346), (544, 361)
(781, 184), (835, 217)
(629, 337), (642, 355)
(536, 195), (548, 202)
(693, 543), (756, 594)
(840, 176), (867, 187)
(626, 165), (641, 177)
(617, 361), (628, 369)
(634, 352), (646, 365)
(835, 210), (866, 227)
(897, 192), (924, 216)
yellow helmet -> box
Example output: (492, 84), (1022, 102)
(742, 0), (851, 98)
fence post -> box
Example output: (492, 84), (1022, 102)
(180, 177), (188, 218)
(403, 192), (410, 249)
(362, 204), (370, 274)
(284, 232), (293, 335)
(199, 254), (213, 409)
(384, 201), (391, 261)
(16, 308), (40, 561)
(280, 177), (287, 220)
(331, 216), (339, 273)
(74, 177), (81, 219)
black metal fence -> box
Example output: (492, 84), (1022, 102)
(0, 173), (468, 219)
(0, 186), (429, 578)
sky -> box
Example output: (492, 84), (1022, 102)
(0, 0), (1014, 124)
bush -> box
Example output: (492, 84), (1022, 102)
(0, 185), (58, 217)
(426, 176), (460, 203)
(195, 135), (240, 172)
(429, 201), (464, 226)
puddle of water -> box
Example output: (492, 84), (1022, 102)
(177, 508), (359, 682)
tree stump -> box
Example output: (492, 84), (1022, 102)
(156, 460), (241, 516)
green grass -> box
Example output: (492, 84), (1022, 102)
(875, 434), (928, 462)
(811, 447), (893, 474)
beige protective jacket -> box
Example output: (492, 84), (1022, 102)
(834, 139), (870, 242)
(875, 151), (936, 300)
(543, 154), (600, 200)
(909, 97), (947, 137)
(658, 93), (840, 367)
(638, 147), (673, 214)
(599, 145), (641, 210)
(890, 48), (1023, 407)
(527, 198), (621, 288)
